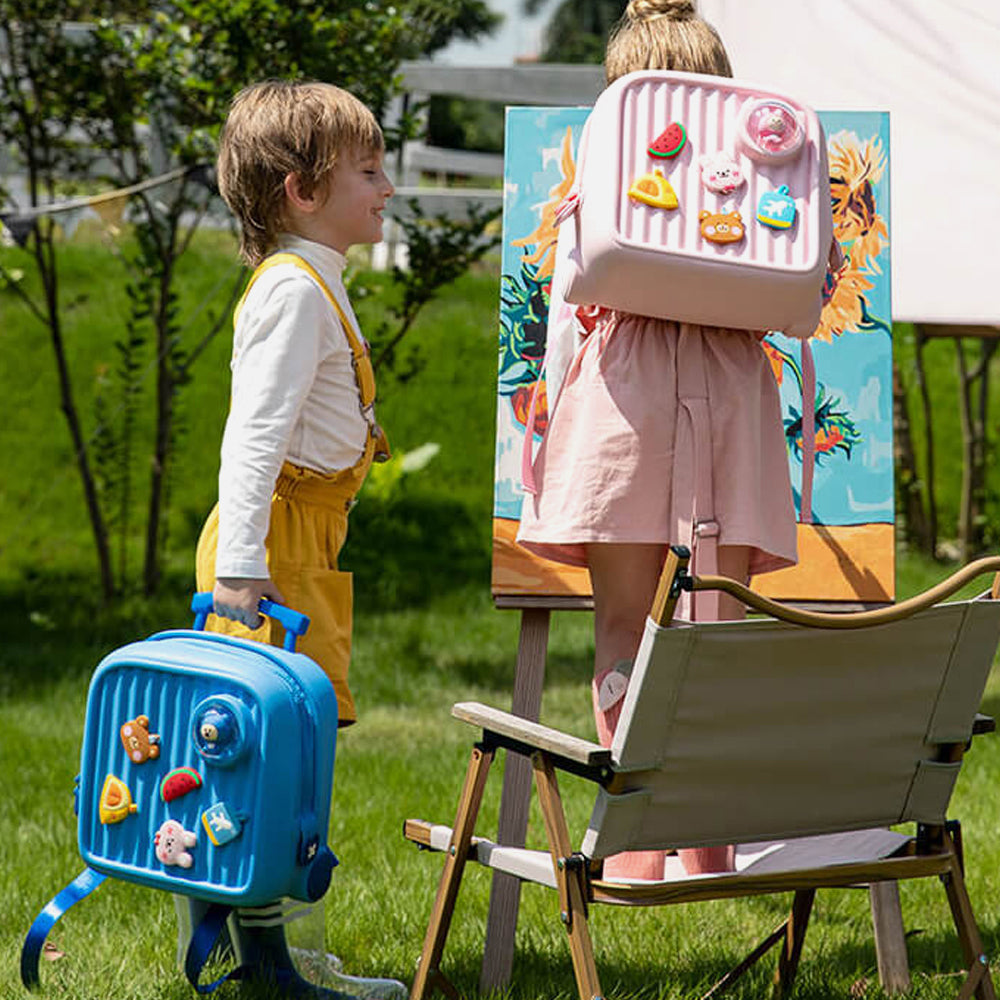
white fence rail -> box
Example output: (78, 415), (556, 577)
(386, 61), (603, 228)
(1, 54), (605, 258)
(379, 61), (602, 264)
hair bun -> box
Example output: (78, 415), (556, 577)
(626, 0), (696, 21)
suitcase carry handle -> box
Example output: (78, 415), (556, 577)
(190, 593), (310, 652)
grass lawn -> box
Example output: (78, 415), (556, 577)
(3, 230), (1000, 998)
(5, 577), (1000, 1000)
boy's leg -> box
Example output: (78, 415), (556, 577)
(173, 894), (235, 971)
(231, 902), (406, 999)
(285, 899), (406, 999)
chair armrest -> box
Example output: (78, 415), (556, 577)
(680, 552), (1000, 630)
(452, 701), (612, 769)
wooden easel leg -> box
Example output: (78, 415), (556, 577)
(410, 743), (495, 1000)
(479, 607), (550, 993)
(869, 881), (911, 994)
(772, 889), (814, 1000)
(533, 751), (603, 1000)
(940, 849), (995, 1000)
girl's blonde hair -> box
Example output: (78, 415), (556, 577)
(605, 0), (732, 84)
(216, 80), (384, 266)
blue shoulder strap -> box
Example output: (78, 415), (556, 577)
(21, 867), (107, 989)
(185, 902), (245, 993)
(21, 869), (240, 995)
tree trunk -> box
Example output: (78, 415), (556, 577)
(954, 336), (997, 562)
(143, 259), (176, 597)
(892, 361), (930, 552)
(956, 339), (974, 562)
(912, 324), (938, 557)
(969, 339), (997, 556)
(38, 224), (116, 600)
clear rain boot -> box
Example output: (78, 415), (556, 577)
(234, 901), (407, 1000)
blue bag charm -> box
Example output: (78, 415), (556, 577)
(757, 184), (798, 229)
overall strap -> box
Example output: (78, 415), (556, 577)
(236, 253), (389, 462)
(21, 867), (107, 989)
(236, 253), (366, 365)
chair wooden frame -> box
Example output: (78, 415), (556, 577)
(406, 549), (1000, 1000)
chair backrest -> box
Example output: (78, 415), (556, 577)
(580, 596), (1000, 860)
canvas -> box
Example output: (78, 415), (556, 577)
(494, 107), (893, 603)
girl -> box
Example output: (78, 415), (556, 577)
(517, 0), (800, 880)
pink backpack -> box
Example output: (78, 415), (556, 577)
(553, 69), (833, 339)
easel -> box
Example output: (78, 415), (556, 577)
(479, 595), (589, 991)
(479, 594), (913, 995)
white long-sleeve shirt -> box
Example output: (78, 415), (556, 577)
(215, 235), (370, 579)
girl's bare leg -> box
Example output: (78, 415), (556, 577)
(587, 542), (669, 880)
(588, 542), (665, 692)
(588, 543), (751, 879)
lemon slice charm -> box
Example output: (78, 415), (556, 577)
(99, 773), (138, 824)
(628, 169), (678, 210)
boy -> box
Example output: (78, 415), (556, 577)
(199, 78), (393, 723)
(192, 80), (401, 998)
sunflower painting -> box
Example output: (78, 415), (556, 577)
(493, 108), (894, 602)
(496, 126), (577, 465)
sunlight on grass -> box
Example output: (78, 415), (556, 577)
(6, 230), (1000, 997)
(7, 560), (1000, 998)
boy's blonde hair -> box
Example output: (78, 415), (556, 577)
(217, 80), (384, 266)
(605, 0), (732, 84)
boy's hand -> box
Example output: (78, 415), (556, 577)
(214, 577), (286, 630)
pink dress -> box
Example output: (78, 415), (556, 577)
(516, 308), (797, 577)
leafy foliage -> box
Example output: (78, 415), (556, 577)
(356, 199), (503, 380)
(0, 1), (500, 598)
(523, 0), (627, 63)
(427, 96), (506, 154)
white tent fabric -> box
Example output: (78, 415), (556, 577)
(698, 0), (1000, 325)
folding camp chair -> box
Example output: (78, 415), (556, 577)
(405, 547), (1000, 1000)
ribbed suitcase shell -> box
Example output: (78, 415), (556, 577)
(77, 628), (338, 907)
(556, 70), (832, 338)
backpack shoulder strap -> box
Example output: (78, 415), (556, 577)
(185, 902), (244, 994)
(553, 115), (592, 226)
(21, 867), (107, 989)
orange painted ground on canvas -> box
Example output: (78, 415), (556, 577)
(492, 517), (894, 604)
(492, 517), (591, 598)
(754, 521), (894, 603)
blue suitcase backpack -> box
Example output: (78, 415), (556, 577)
(22, 594), (339, 991)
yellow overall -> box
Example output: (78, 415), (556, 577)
(195, 253), (389, 726)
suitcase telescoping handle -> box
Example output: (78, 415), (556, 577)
(190, 593), (310, 652)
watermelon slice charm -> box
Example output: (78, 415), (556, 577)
(648, 122), (686, 158)
(160, 765), (203, 802)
